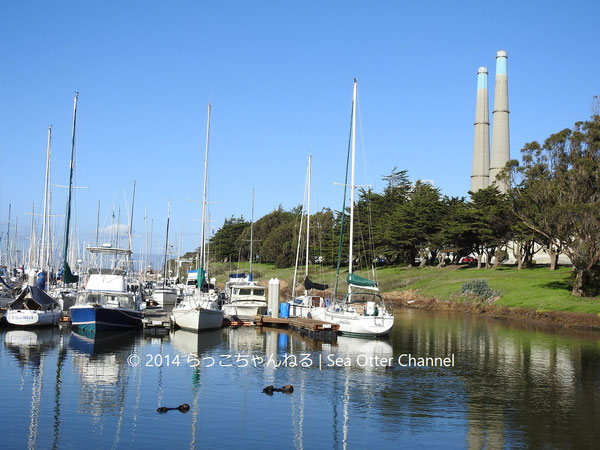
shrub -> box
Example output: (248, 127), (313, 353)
(461, 279), (495, 299)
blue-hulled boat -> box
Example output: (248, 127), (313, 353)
(70, 246), (142, 331)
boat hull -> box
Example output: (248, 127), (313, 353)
(173, 307), (224, 331)
(324, 311), (394, 337)
(70, 305), (142, 331)
(222, 302), (267, 320)
(6, 309), (61, 327)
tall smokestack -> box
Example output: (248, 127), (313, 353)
(471, 66), (490, 192)
(490, 50), (510, 191)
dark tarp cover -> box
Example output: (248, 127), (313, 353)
(9, 285), (58, 307)
(304, 276), (329, 291)
(229, 273), (247, 279)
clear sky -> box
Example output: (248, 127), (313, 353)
(1, 0), (598, 260)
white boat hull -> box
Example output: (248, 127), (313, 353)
(323, 310), (394, 336)
(222, 302), (267, 320)
(288, 304), (326, 319)
(173, 307), (224, 331)
(6, 308), (61, 327)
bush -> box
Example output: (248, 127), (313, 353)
(461, 279), (495, 299)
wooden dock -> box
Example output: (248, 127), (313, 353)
(255, 315), (339, 342)
(142, 308), (173, 334)
(222, 317), (255, 327)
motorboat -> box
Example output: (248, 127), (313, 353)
(222, 275), (267, 320)
(70, 246), (142, 331)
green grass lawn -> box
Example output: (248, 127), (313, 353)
(208, 262), (600, 315)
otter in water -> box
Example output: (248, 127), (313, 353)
(157, 403), (190, 413)
(262, 385), (294, 395)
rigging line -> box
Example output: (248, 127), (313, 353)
(292, 162), (309, 298)
(356, 90), (371, 191)
(357, 90), (378, 280)
(98, 190), (120, 244)
(334, 95), (354, 300)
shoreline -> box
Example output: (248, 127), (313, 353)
(387, 290), (600, 333)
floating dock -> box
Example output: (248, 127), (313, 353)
(255, 315), (339, 342)
(142, 308), (173, 334)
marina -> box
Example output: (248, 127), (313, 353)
(1, 1), (599, 448)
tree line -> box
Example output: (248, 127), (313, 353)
(199, 114), (600, 297)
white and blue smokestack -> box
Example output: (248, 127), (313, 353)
(471, 66), (490, 192)
(490, 50), (510, 191)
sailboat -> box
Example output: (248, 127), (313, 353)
(49, 95), (80, 311)
(222, 188), (268, 320)
(151, 200), (177, 310)
(6, 285), (61, 326)
(172, 103), (224, 331)
(69, 95), (143, 331)
(321, 79), (394, 337)
(288, 155), (329, 318)
(6, 127), (62, 327)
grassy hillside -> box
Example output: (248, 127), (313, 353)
(207, 262), (600, 315)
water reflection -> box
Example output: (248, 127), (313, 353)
(4, 328), (61, 368)
(0, 308), (599, 448)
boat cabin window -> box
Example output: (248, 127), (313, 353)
(104, 294), (134, 309)
(77, 292), (102, 305)
(238, 288), (252, 296)
(253, 288), (265, 296)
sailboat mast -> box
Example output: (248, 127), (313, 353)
(116, 208), (121, 249)
(176, 221), (183, 282)
(348, 79), (357, 293)
(143, 205), (147, 275)
(62, 93), (78, 278)
(163, 199), (170, 288)
(28, 203), (35, 270)
(6, 204), (11, 268)
(95, 200), (100, 246)
(40, 126), (51, 272)
(200, 103), (211, 269)
(249, 187), (254, 277)
(13, 216), (18, 267)
(128, 180), (136, 252)
(305, 155), (311, 280)
(149, 218), (153, 271)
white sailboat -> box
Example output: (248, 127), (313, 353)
(222, 188), (268, 320)
(172, 103), (224, 331)
(321, 79), (394, 337)
(6, 285), (61, 326)
(288, 155), (329, 318)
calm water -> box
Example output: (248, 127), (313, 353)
(1, 309), (599, 449)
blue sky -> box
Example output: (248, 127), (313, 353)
(0, 0), (598, 259)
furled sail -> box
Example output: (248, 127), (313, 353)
(304, 276), (328, 291)
(346, 273), (379, 291)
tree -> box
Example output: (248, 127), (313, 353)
(505, 115), (600, 296)
(469, 186), (511, 269)
(209, 216), (249, 262)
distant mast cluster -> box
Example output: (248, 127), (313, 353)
(471, 50), (510, 193)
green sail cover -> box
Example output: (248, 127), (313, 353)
(63, 261), (79, 284)
(346, 273), (377, 288)
(196, 267), (205, 289)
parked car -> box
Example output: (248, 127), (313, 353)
(460, 257), (476, 264)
